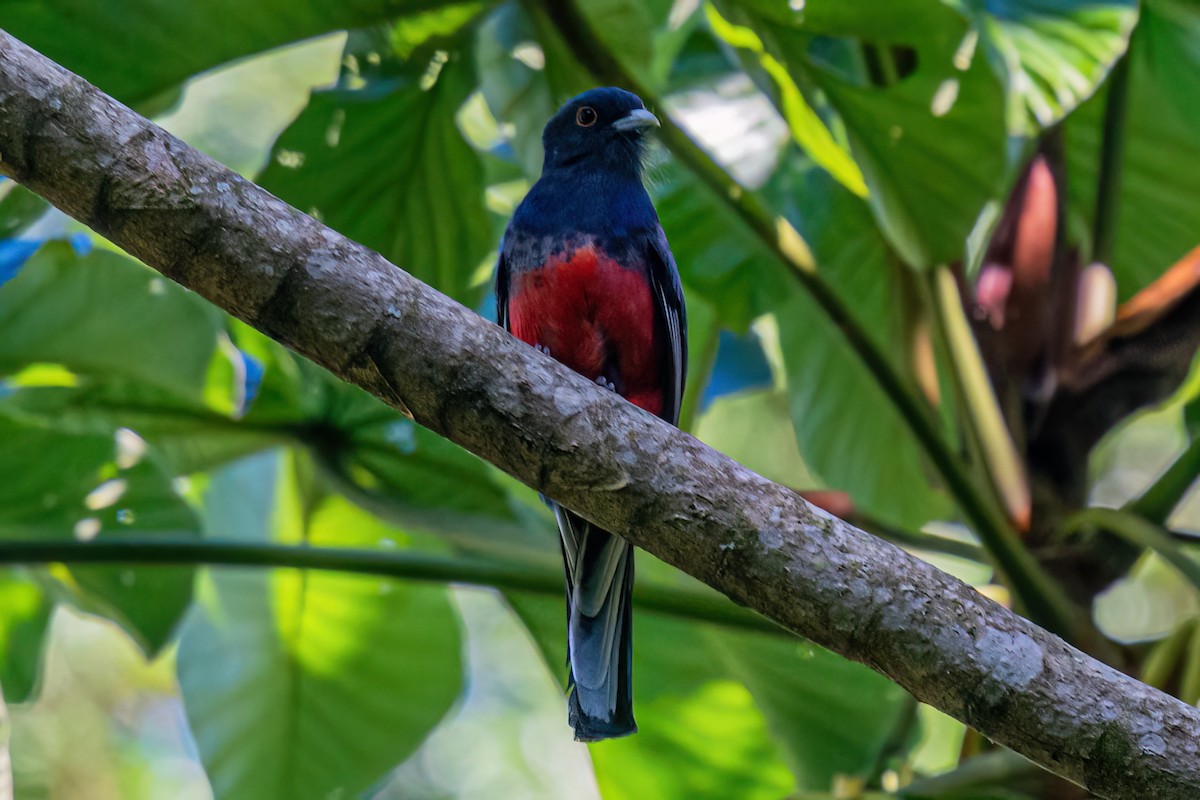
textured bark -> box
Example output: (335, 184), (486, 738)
(2, 31), (1199, 799)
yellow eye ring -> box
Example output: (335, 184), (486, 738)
(576, 106), (598, 127)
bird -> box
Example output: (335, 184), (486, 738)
(495, 87), (687, 741)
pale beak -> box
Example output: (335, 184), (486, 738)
(611, 108), (660, 132)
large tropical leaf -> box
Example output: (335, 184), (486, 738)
(510, 583), (909, 793)
(771, 163), (952, 528)
(0, 571), (51, 704)
(713, 0), (1005, 267)
(715, 632), (910, 789)
(653, 165), (791, 331)
(507, 590), (798, 798)
(177, 453), (463, 800)
(238, 348), (556, 561)
(954, 0), (1137, 132)
(0, 244), (223, 395)
(724, 0), (1134, 266)
(0, 416), (199, 654)
(0, 0), (444, 106)
(259, 42), (493, 306)
(1067, 0), (1200, 297)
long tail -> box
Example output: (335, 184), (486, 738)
(554, 504), (636, 741)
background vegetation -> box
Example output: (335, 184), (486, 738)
(1, 0), (1199, 797)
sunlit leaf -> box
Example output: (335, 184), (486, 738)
(593, 679), (796, 799)
(0, 571), (51, 704)
(705, 4), (867, 197)
(508, 590), (798, 798)
(695, 387), (815, 487)
(178, 456), (463, 800)
(953, 0), (1138, 132)
(0, 0), (442, 106)
(0, 416), (198, 654)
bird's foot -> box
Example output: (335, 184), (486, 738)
(535, 343), (551, 356)
(595, 376), (618, 393)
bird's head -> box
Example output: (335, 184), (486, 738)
(540, 87), (659, 174)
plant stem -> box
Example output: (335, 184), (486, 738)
(538, 0), (1080, 638)
(1093, 53), (1130, 266)
(0, 538), (786, 636)
(853, 514), (985, 563)
(899, 750), (1044, 797)
(924, 267), (1031, 530)
(1067, 508), (1200, 592)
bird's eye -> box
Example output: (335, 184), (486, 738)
(575, 106), (598, 127)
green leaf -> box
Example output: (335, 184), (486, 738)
(259, 48), (493, 306)
(0, 183), (48, 240)
(391, 3), (487, 59)
(592, 679), (797, 800)
(477, 3), (592, 176)
(695, 387), (816, 487)
(723, 0), (1008, 267)
(178, 456), (463, 800)
(579, 0), (658, 81)
(705, 4), (867, 196)
(0, 244), (222, 397)
(179, 569), (461, 800)
(508, 590), (797, 797)
(2, 379), (288, 476)
(0, 570), (51, 703)
(954, 0), (1138, 132)
(737, 0), (1133, 265)
(736, 0), (949, 37)
(476, 0), (664, 177)
(1067, 0), (1200, 297)
(815, 36), (1007, 267)
(0, 416), (198, 654)
(0, 0), (439, 106)
(511, 584), (910, 793)
(653, 166), (790, 331)
(239, 350), (556, 561)
(770, 165), (951, 528)
(714, 632), (910, 790)
(1070, 508), (1200, 593)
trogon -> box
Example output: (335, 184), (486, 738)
(496, 87), (687, 741)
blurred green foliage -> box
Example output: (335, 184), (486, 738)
(1, 0), (1198, 798)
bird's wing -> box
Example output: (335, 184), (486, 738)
(646, 225), (688, 426)
(495, 249), (510, 331)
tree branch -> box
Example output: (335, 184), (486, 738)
(2, 31), (1199, 798)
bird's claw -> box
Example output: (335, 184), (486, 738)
(535, 343), (551, 356)
(595, 376), (618, 393)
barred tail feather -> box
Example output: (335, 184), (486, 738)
(554, 505), (636, 741)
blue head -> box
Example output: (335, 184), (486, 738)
(508, 88), (661, 240)
(541, 87), (659, 176)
